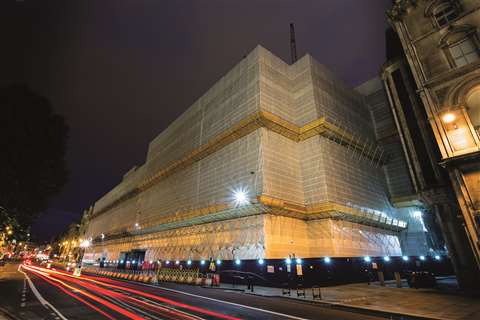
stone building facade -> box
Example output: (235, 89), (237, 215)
(83, 46), (434, 265)
(384, 0), (480, 287)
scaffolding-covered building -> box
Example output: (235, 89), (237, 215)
(83, 46), (436, 264)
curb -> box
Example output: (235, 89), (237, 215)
(201, 286), (447, 320)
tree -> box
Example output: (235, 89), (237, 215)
(0, 84), (68, 229)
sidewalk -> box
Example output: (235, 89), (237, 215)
(206, 278), (480, 320)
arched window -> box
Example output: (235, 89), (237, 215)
(432, 2), (459, 27)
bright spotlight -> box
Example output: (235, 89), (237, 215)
(166, 260), (170, 265)
(296, 258), (302, 264)
(235, 259), (241, 265)
(120, 260), (124, 263)
(364, 256), (371, 262)
(285, 258), (292, 264)
(419, 255), (426, 261)
(324, 257), (331, 263)
(216, 259), (221, 265)
(383, 256), (390, 262)
(200, 260), (205, 265)
(434, 255), (441, 261)
(258, 259), (264, 265)
(402, 256), (409, 261)
(233, 189), (249, 206)
(187, 260), (192, 265)
(100, 233), (105, 239)
(175, 260), (180, 265)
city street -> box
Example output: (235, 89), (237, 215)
(0, 263), (388, 320)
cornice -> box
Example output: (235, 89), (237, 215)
(89, 195), (407, 246)
(91, 110), (384, 220)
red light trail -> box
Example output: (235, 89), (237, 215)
(21, 264), (242, 320)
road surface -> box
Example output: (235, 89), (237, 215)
(0, 262), (389, 320)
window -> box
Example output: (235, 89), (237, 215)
(449, 39), (480, 68)
(433, 3), (458, 27)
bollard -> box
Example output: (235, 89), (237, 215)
(394, 272), (402, 288)
(378, 271), (385, 286)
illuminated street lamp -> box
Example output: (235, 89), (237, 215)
(79, 239), (90, 248)
(74, 239), (90, 276)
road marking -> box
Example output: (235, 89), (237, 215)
(17, 265), (69, 320)
(140, 282), (310, 320)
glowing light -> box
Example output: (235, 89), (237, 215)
(235, 259), (241, 265)
(216, 259), (221, 265)
(412, 210), (428, 232)
(100, 233), (105, 239)
(435, 255), (441, 261)
(175, 260), (180, 265)
(324, 257), (331, 263)
(285, 258), (292, 264)
(413, 210), (422, 219)
(296, 258), (302, 264)
(364, 256), (371, 262)
(134, 222), (139, 228)
(120, 260), (124, 263)
(149, 260), (153, 264)
(419, 255), (426, 261)
(258, 259), (264, 265)
(79, 239), (90, 248)
(165, 260), (170, 265)
(187, 260), (192, 265)
(384, 256), (390, 262)
(233, 188), (249, 206)
(442, 112), (456, 123)
(200, 260), (205, 265)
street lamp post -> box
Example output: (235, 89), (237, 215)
(74, 239), (90, 276)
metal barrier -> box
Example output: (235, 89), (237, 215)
(82, 266), (205, 286)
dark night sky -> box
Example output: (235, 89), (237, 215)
(1, 0), (391, 241)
